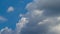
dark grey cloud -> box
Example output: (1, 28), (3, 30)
(26, 0), (60, 9)
(20, 0), (60, 34)
(26, 0), (60, 17)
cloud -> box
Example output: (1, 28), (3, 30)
(26, 0), (60, 16)
(0, 27), (13, 34)
(20, 0), (60, 34)
(7, 6), (14, 12)
(0, 17), (29, 34)
(16, 17), (29, 34)
(49, 24), (60, 34)
(0, 0), (60, 34)
(26, 0), (60, 10)
(0, 16), (7, 22)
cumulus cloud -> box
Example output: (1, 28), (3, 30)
(0, 0), (60, 34)
(20, 0), (60, 34)
(16, 17), (29, 34)
(0, 27), (13, 34)
(7, 6), (14, 12)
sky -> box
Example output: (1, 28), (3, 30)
(0, 0), (32, 29)
(0, 0), (60, 34)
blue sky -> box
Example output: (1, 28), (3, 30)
(0, 0), (60, 34)
(0, 0), (32, 30)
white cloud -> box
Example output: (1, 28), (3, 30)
(0, 16), (7, 22)
(16, 17), (29, 34)
(1, 27), (11, 32)
(38, 17), (57, 25)
(0, 27), (12, 34)
(31, 10), (44, 18)
(0, 17), (29, 34)
(49, 24), (60, 34)
(38, 18), (49, 25)
(57, 16), (60, 21)
(7, 6), (14, 12)
(19, 14), (24, 17)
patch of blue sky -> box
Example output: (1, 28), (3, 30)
(0, 0), (32, 30)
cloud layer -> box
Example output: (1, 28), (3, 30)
(0, 0), (60, 34)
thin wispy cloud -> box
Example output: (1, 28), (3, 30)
(0, 16), (7, 22)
